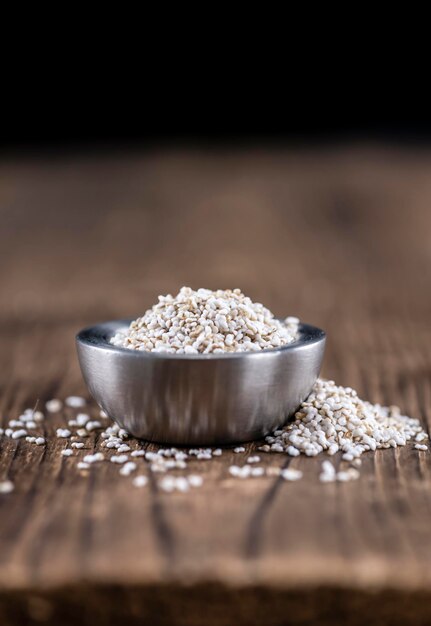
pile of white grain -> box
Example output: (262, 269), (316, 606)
(110, 286), (299, 354)
(258, 378), (428, 483)
(0, 379), (427, 495)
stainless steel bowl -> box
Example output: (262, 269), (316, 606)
(76, 320), (326, 446)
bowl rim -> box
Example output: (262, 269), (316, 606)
(76, 319), (326, 360)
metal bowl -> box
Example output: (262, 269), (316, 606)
(76, 320), (326, 446)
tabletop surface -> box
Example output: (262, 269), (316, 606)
(0, 146), (431, 625)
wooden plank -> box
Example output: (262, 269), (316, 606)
(1, 146), (431, 624)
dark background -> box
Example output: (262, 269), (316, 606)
(2, 119), (431, 153)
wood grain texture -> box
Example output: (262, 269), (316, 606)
(0, 146), (431, 625)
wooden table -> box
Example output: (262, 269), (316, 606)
(1, 146), (431, 625)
